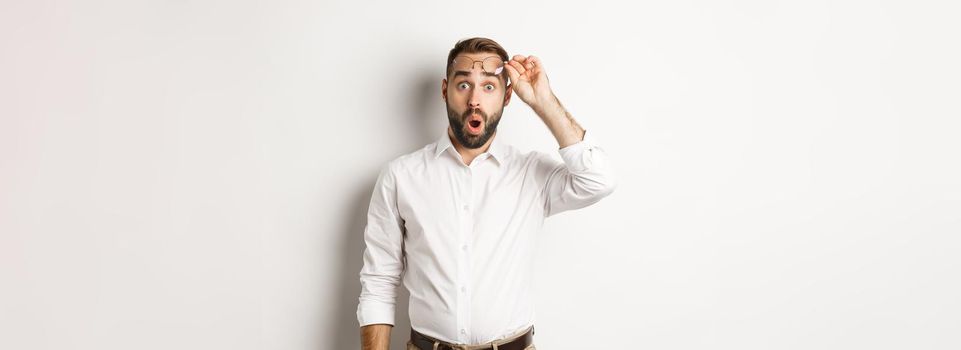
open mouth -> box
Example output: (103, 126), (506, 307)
(466, 113), (484, 134)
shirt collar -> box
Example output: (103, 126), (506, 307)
(433, 129), (508, 164)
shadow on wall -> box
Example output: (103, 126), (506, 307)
(326, 69), (440, 349)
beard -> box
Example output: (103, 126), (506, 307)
(446, 104), (503, 149)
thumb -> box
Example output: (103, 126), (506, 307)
(504, 63), (520, 85)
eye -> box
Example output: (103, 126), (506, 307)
(484, 84), (495, 91)
(458, 82), (470, 89)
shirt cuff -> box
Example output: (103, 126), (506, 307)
(558, 129), (596, 173)
(357, 300), (395, 327)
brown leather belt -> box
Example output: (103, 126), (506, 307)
(410, 326), (534, 350)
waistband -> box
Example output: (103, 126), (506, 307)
(409, 325), (534, 350)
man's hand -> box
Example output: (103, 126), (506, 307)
(504, 54), (556, 111)
(360, 324), (392, 350)
(505, 54), (584, 148)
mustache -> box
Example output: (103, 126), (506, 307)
(463, 108), (487, 120)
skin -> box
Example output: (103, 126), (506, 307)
(442, 51), (514, 165)
(438, 51), (586, 165)
(360, 51), (586, 350)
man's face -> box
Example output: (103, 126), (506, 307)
(442, 52), (512, 149)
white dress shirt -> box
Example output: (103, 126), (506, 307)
(356, 128), (616, 345)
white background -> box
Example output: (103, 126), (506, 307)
(2, 1), (959, 349)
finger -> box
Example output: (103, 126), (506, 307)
(527, 55), (543, 76)
(524, 55), (536, 70)
(507, 59), (526, 76)
(527, 55), (540, 70)
(504, 63), (520, 83)
(512, 54), (527, 63)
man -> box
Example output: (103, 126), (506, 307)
(357, 37), (616, 350)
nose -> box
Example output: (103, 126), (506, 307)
(468, 87), (482, 109)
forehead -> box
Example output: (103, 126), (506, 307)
(455, 52), (501, 62)
(450, 52), (504, 81)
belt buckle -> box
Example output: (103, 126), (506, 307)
(446, 343), (480, 350)
(430, 341), (468, 350)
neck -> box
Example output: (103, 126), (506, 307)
(448, 127), (495, 166)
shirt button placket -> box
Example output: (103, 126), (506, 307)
(456, 165), (473, 343)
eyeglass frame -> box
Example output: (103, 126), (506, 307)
(449, 55), (509, 82)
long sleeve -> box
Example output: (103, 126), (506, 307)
(542, 130), (617, 217)
(356, 162), (406, 327)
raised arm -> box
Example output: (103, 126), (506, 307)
(504, 54), (584, 148)
(505, 54), (616, 216)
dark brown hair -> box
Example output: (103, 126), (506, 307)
(446, 37), (510, 84)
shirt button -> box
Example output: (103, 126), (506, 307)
(461, 244), (467, 251)
(461, 286), (467, 293)
(462, 204), (469, 211)
(461, 329), (467, 335)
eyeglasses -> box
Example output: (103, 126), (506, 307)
(450, 55), (507, 76)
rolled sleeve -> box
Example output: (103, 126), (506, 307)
(357, 300), (396, 327)
(356, 162), (406, 327)
(543, 130), (617, 217)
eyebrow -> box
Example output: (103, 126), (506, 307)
(453, 70), (499, 78)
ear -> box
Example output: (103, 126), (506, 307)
(503, 82), (512, 106)
(441, 78), (448, 102)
